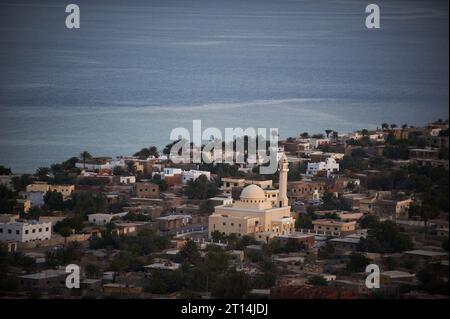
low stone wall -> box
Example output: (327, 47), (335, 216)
(17, 233), (91, 250)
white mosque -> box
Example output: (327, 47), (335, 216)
(208, 154), (295, 243)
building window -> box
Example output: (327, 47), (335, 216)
(8, 229), (12, 234)
(25, 230), (29, 234)
(16, 230), (20, 235)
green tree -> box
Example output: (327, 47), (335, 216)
(35, 167), (51, 181)
(308, 275), (328, 286)
(200, 200), (215, 215)
(346, 253), (370, 272)
(295, 214), (313, 229)
(359, 214), (380, 229)
(0, 185), (17, 213)
(211, 269), (250, 299)
(358, 220), (413, 253)
(11, 174), (33, 192)
(151, 174), (169, 191)
(79, 151), (92, 169)
(184, 175), (218, 200)
(417, 264), (449, 295)
(318, 242), (335, 259)
(72, 192), (106, 215)
(205, 250), (229, 273)
(85, 264), (101, 278)
(0, 166), (12, 175)
(210, 230), (227, 242)
(44, 190), (64, 211)
(177, 240), (201, 264)
(54, 214), (84, 235)
(113, 166), (126, 176)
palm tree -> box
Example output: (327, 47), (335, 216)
(381, 123), (389, 130)
(325, 129), (333, 138)
(390, 124), (397, 130)
(59, 227), (72, 246)
(332, 131), (338, 139)
(79, 151), (92, 169)
(149, 146), (159, 158)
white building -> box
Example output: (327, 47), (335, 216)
(20, 191), (45, 208)
(75, 157), (127, 171)
(119, 176), (136, 184)
(306, 158), (339, 177)
(0, 220), (52, 243)
(208, 196), (233, 206)
(155, 167), (183, 180)
(144, 260), (181, 271)
(0, 175), (14, 190)
(182, 170), (211, 184)
(88, 212), (128, 226)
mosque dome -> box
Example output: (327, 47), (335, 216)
(240, 184), (266, 201)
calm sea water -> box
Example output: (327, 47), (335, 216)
(0, 0), (448, 172)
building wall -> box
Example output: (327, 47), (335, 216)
(88, 214), (114, 226)
(26, 183), (75, 198)
(134, 182), (159, 198)
(312, 220), (356, 234)
(288, 181), (327, 201)
(0, 221), (52, 242)
(209, 206), (293, 239)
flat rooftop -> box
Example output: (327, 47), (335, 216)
(17, 269), (66, 280)
(404, 250), (448, 257)
(382, 271), (415, 279)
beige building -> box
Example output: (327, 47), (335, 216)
(220, 177), (274, 195)
(312, 219), (356, 235)
(288, 180), (327, 201)
(134, 182), (159, 198)
(209, 155), (294, 243)
(26, 182), (75, 199)
(360, 196), (413, 219)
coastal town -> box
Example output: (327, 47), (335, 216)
(0, 119), (448, 299)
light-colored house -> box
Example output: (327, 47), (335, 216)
(404, 250), (448, 264)
(20, 191), (45, 208)
(88, 212), (128, 226)
(312, 219), (356, 235)
(182, 170), (211, 184)
(0, 175), (14, 190)
(134, 182), (159, 198)
(0, 220), (51, 242)
(26, 182), (75, 199)
(119, 176), (136, 184)
(306, 158), (339, 177)
(144, 259), (181, 271)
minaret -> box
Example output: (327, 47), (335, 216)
(278, 153), (289, 207)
